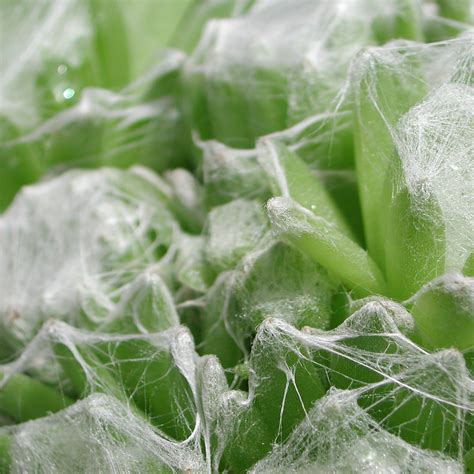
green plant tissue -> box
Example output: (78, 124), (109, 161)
(0, 1), (473, 473)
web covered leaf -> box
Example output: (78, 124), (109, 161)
(352, 33), (473, 299)
(0, 168), (177, 355)
(183, 0), (424, 165)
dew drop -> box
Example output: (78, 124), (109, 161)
(63, 88), (75, 100)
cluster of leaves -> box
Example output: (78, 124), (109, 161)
(0, 0), (473, 472)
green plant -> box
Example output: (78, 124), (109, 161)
(0, 1), (472, 472)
